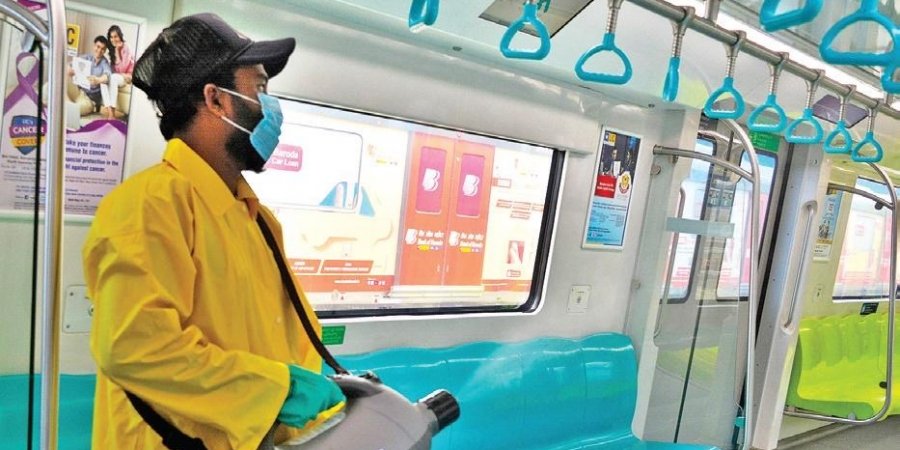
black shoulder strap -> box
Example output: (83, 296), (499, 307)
(255, 214), (349, 375)
(124, 391), (207, 450)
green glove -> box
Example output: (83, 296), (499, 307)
(277, 364), (347, 428)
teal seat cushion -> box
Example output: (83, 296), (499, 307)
(336, 333), (719, 450)
(0, 374), (94, 450)
(2, 333), (720, 450)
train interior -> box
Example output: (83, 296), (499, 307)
(0, 0), (898, 449)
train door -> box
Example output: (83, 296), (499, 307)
(396, 132), (455, 287)
(442, 141), (494, 287)
(395, 133), (495, 294)
(630, 123), (781, 449)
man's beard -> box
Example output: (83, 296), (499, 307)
(224, 98), (266, 173)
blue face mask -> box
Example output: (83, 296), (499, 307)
(217, 87), (283, 163)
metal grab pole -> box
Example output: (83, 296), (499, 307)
(722, 119), (760, 450)
(0, 0), (70, 448)
(784, 163), (896, 424)
(40, 0), (67, 447)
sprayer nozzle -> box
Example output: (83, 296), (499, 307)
(421, 390), (459, 432)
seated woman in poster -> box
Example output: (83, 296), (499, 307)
(101, 25), (134, 120)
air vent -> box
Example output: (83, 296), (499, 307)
(479, 0), (595, 38)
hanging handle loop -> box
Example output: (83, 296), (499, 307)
(820, 0), (900, 66)
(704, 30), (746, 119)
(662, 6), (695, 102)
(408, 0), (439, 31)
(500, 1), (552, 60)
(824, 84), (856, 154)
(786, 69), (825, 144)
(852, 101), (884, 163)
(748, 52), (789, 132)
(575, 0), (633, 85)
(759, 0), (823, 31)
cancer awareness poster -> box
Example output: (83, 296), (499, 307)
(0, 1), (140, 214)
(814, 190), (843, 260)
(582, 127), (642, 250)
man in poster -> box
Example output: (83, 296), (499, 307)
(67, 36), (112, 116)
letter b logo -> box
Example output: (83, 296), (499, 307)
(462, 174), (479, 197)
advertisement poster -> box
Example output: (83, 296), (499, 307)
(582, 127), (642, 250)
(814, 190), (843, 260)
(0, 2), (139, 214)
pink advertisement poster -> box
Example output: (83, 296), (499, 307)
(0, 2), (139, 215)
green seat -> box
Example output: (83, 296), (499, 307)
(786, 312), (899, 419)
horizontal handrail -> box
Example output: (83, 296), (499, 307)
(653, 145), (752, 181)
(627, 0), (900, 120)
(827, 183), (893, 211)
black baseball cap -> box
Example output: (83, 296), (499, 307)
(133, 13), (295, 101)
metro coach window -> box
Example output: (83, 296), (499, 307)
(244, 97), (561, 317)
(832, 178), (894, 302)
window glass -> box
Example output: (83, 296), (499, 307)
(244, 98), (557, 315)
(662, 138), (777, 302)
(832, 178), (893, 301)
(662, 139), (713, 300)
(716, 152), (777, 299)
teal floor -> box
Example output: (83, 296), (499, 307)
(778, 416), (900, 449)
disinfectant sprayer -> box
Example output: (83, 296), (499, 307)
(256, 216), (460, 450)
(259, 371), (459, 449)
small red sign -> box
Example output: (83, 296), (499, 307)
(595, 174), (616, 198)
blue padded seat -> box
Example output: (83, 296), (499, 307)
(337, 333), (719, 450)
(1, 333), (720, 449)
(0, 374), (94, 450)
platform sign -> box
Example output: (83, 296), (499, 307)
(582, 127), (642, 251)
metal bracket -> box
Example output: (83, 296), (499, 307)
(724, 30), (746, 77)
(767, 51), (789, 95)
(804, 69), (824, 109)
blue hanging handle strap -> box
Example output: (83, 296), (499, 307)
(662, 6), (695, 102)
(748, 52), (789, 132)
(852, 101), (884, 163)
(759, 0), (823, 31)
(786, 70), (825, 144)
(824, 84), (856, 154)
(500, 1), (552, 60)
(704, 31), (746, 119)
(575, 0), (633, 85)
(408, 0), (439, 31)
(820, 0), (900, 66)
(883, 64), (900, 94)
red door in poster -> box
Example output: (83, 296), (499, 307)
(396, 133), (454, 286)
(443, 141), (493, 286)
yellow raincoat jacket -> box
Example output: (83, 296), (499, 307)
(83, 139), (333, 449)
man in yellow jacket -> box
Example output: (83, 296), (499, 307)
(83, 13), (345, 449)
